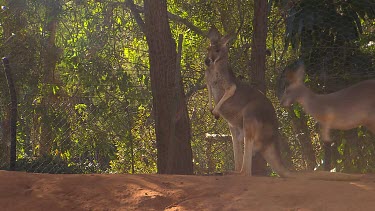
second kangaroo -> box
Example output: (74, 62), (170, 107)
(280, 63), (375, 142)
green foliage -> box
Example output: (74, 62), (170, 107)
(280, 0), (375, 82)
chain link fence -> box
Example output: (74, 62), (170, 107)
(0, 88), (235, 175)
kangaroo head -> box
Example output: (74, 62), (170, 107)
(280, 64), (306, 107)
(205, 27), (232, 66)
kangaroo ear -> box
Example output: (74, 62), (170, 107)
(207, 27), (221, 44)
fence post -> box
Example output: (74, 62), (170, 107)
(2, 57), (17, 170)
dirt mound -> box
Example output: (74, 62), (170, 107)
(1, 170), (375, 210)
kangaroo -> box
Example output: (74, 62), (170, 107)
(203, 28), (366, 181)
(204, 27), (290, 177)
(280, 63), (375, 143)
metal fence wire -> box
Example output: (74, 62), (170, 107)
(0, 91), (235, 175)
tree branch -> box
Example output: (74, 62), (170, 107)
(166, 13), (206, 36)
(123, 0), (206, 37)
(185, 72), (206, 99)
(125, 0), (146, 34)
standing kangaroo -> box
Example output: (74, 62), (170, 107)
(280, 63), (375, 142)
(204, 27), (290, 177)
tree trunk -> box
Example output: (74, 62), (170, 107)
(248, 0), (269, 175)
(0, 110), (10, 167)
(249, 0), (268, 93)
(2, 58), (17, 170)
(39, 0), (62, 156)
(144, 0), (193, 174)
(323, 142), (332, 171)
(342, 129), (358, 173)
(289, 110), (316, 170)
(1, 0), (25, 168)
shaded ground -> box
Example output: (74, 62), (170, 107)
(1, 170), (375, 211)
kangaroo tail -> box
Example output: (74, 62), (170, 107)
(261, 142), (291, 178)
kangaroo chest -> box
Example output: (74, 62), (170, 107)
(205, 66), (232, 103)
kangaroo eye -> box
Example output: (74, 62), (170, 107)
(205, 57), (213, 66)
(215, 49), (220, 53)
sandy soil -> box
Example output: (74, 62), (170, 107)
(1, 170), (375, 211)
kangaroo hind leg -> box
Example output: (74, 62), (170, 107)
(229, 126), (244, 172)
(240, 118), (260, 176)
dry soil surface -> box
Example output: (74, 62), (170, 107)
(1, 170), (375, 211)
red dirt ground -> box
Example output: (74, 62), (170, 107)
(1, 170), (375, 211)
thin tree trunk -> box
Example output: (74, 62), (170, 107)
(39, 0), (62, 156)
(1, 0), (25, 168)
(342, 129), (358, 173)
(0, 110), (10, 167)
(323, 142), (332, 171)
(289, 110), (316, 170)
(144, 0), (193, 174)
(2, 58), (17, 170)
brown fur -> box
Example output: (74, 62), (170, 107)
(205, 27), (290, 177)
(280, 64), (375, 142)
